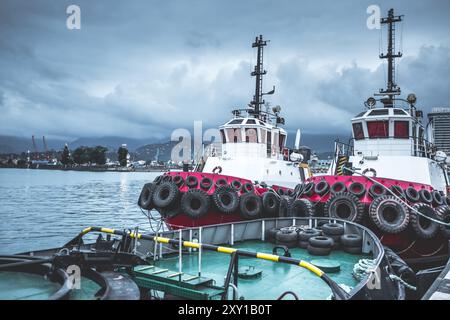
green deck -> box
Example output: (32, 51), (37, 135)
(147, 240), (368, 300)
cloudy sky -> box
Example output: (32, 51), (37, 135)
(1, 0), (450, 141)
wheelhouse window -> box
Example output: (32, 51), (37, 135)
(220, 129), (226, 144)
(245, 128), (258, 143)
(226, 128), (241, 143)
(279, 134), (286, 151)
(367, 120), (389, 139)
(394, 121), (409, 139)
(352, 122), (364, 140)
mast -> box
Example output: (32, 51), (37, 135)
(378, 8), (403, 107)
(250, 35), (268, 117)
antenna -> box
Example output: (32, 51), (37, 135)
(377, 8), (403, 107)
(250, 35), (269, 117)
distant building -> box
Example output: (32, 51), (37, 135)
(428, 108), (450, 154)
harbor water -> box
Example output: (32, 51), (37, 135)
(0, 169), (161, 254)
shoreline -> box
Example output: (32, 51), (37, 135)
(0, 164), (171, 173)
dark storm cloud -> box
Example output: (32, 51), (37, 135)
(0, 0), (450, 139)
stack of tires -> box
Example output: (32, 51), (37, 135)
(340, 234), (363, 254)
(297, 228), (321, 249)
(306, 236), (334, 256)
(321, 223), (344, 249)
(275, 228), (298, 248)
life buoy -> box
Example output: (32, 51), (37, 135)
(362, 168), (377, 177)
(212, 166), (222, 174)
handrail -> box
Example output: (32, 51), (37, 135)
(74, 226), (350, 300)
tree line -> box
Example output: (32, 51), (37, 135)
(60, 145), (128, 166)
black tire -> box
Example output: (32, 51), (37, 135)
(349, 182), (366, 198)
(172, 175), (184, 187)
(369, 184), (387, 199)
(287, 189), (294, 197)
(138, 183), (157, 209)
(435, 205), (450, 239)
(277, 188), (285, 196)
(307, 245), (331, 256)
(369, 195), (409, 234)
(432, 191), (444, 206)
(185, 175), (198, 188)
(446, 195), (450, 206)
(242, 182), (255, 193)
(200, 177), (213, 190)
(314, 180), (330, 196)
(343, 246), (362, 255)
(419, 189), (433, 204)
(231, 180), (242, 192)
(267, 228), (280, 243)
(298, 228), (321, 241)
(324, 192), (364, 222)
(294, 183), (304, 196)
(330, 181), (346, 194)
(162, 175), (172, 182)
(410, 203), (440, 239)
(279, 196), (293, 217)
(289, 199), (315, 217)
(322, 223), (344, 236)
(303, 182), (315, 196)
(316, 220), (329, 230)
(405, 187), (420, 203)
(153, 175), (163, 184)
(239, 192), (262, 219)
(180, 189), (210, 219)
(215, 178), (228, 188)
(390, 185), (406, 199)
(340, 234), (362, 247)
(276, 230), (298, 243)
(212, 185), (239, 214)
(153, 181), (179, 208)
(308, 236), (334, 248)
(262, 192), (280, 216)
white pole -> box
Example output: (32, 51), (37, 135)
(198, 227), (202, 277)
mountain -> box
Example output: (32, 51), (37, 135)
(134, 141), (179, 162)
(286, 132), (352, 153)
(0, 135), (66, 154)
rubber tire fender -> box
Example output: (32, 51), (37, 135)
(330, 181), (347, 194)
(308, 236), (334, 248)
(185, 175), (199, 188)
(410, 203), (440, 239)
(231, 180), (242, 192)
(288, 198), (315, 218)
(138, 183), (156, 210)
(405, 187), (420, 203)
(340, 234), (362, 247)
(348, 182), (366, 198)
(262, 192), (280, 216)
(324, 192), (364, 223)
(278, 196), (293, 217)
(267, 228), (280, 243)
(303, 182), (315, 196)
(435, 205), (450, 239)
(239, 192), (263, 219)
(369, 195), (410, 234)
(212, 185), (239, 214)
(172, 175), (184, 187)
(369, 184), (387, 199)
(275, 230), (298, 243)
(432, 190), (444, 206)
(321, 223), (344, 236)
(215, 178), (228, 188)
(242, 182), (255, 193)
(390, 185), (406, 199)
(314, 180), (330, 196)
(200, 177), (213, 190)
(152, 181), (180, 208)
(180, 189), (210, 219)
(298, 228), (321, 242)
(277, 188), (285, 196)
(418, 189), (433, 204)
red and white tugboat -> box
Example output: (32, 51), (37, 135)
(300, 9), (450, 268)
(139, 35), (313, 228)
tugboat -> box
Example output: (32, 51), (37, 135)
(138, 35), (314, 228)
(296, 9), (450, 269)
